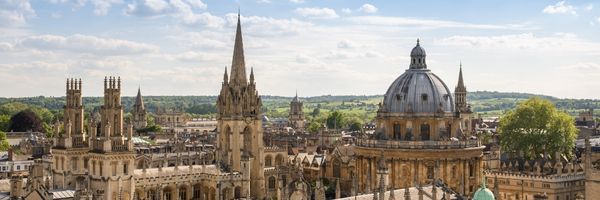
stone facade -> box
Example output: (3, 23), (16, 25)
(12, 13), (291, 200)
(353, 40), (483, 197)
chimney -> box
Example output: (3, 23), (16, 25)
(8, 148), (13, 161)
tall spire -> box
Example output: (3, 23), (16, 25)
(230, 12), (247, 85)
(223, 67), (229, 83)
(135, 87), (144, 110)
(457, 62), (465, 90)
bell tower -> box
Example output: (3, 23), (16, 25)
(87, 76), (135, 200)
(52, 78), (88, 190)
(216, 13), (265, 199)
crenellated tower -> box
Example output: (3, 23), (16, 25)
(131, 87), (147, 130)
(87, 76), (135, 200)
(216, 13), (265, 199)
(52, 78), (89, 190)
(288, 91), (306, 130)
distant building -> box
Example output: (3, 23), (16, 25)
(131, 87), (147, 130)
(288, 92), (306, 130)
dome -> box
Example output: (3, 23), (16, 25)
(381, 40), (454, 114)
(410, 39), (426, 57)
(473, 187), (495, 200)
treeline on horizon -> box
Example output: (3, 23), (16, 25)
(0, 91), (599, 118)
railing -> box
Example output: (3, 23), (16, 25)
(112, 140), (130, 152)
(356, 139), (481, 149)
(72, 137), (87, 148)
(55, 139), (66, 148)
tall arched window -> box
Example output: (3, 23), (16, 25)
(420, 123), (430, 140)
(333, 159), (341, 178)
(265, 155), (272, 167)
(268, 176), (276, 190)
(393, 123), (401, 140)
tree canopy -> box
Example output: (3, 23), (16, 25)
(8, 110), (43, 132)
(498, 97), (578, 159)
(0, 131), (9, 151)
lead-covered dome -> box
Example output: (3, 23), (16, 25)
(381, 40), (454, 114)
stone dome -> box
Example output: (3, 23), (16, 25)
(381, 40), (454, 114)
(410, 39), (426, 57)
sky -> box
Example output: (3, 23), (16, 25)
(1, 0), (600, 99)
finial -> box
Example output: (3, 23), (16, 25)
(238, 6), (240, 18)
(417, 38), (420, 46)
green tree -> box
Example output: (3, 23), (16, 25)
(0, 115), (9, 131)
(498, 97), (578, 159)
(0, 131), (9, 151)
(326, 110), (345, 129)
(9, 110), (43, 132)
(348, 118), (363, 132)
(307, 122), (323, 134)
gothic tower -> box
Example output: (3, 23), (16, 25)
(52, 78), (88, 190)
(216, 13), (265, 199)
(454, 64), (473, 135)
(288, 91), (306, 130)
(455, 64), (468, 113)
(87, 77), (135, 200)
(131, 87), (147, 130)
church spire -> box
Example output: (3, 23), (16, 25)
(230, 12), (247, 85)
(223, 67), (229, 83)
(250, 67), (254, 83)
(135, 87), (144, 110)
(457, 62), (465, 91)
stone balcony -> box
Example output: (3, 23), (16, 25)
(356, 138), (481, 149)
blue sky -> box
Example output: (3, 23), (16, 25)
(1, 0), (600, 99)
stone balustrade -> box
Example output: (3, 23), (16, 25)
(356, 138), (481, 149)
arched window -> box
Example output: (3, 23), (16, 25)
(333, 159), (341, 178)
(420, 123), (430, 140)
(268, 176), (276, 190)
(427, 166), (434, 179)
(265, 155), (272, 167)
(393, 123), (401, 140)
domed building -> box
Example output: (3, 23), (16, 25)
(354, 40), (484, 197)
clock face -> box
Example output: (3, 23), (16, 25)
(245, 117), (252, 124)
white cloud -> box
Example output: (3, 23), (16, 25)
(184, 0), (206, 9)
(16, 34), (159, 55)
(337, 40), (355, 49)
(90, 0), (123, 15)
(0, 43), (13, 51)
(47, 0), (123, 16)
(358, 4), (378, 14)
(295, 7), (339, 19)
(349, 16), (530, 30)
(597, 17), (600, 23)
(225, 13), (313, 36)
(434, 33), (600, 53)
(165, 51), (219, 62)
(543, 1), (576, 15)
(289, 0), (304, 4)
(584, 4), (593, 11)
(0, 0), (35, 27)
(126, 0), (219, 27)
(257, 0), (270, 3)
(341, 8), (352, 14)
(565, 62), (600, 71)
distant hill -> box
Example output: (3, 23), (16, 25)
(1, 91), (598, 118)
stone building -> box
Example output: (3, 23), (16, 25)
(12, 13), (300, 200)
(131, 87), (148, 130)
(288, 93), (306, 130)
(585, 137), (600, 199)
(353, 40), (483, 197)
